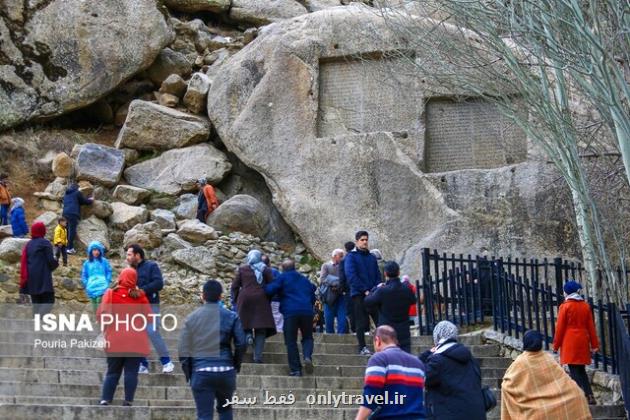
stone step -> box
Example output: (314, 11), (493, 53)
(0, 355), (514, 372)
(0, 404), (359, 420)
(0, 342), (501, 361)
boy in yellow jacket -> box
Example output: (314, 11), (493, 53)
(53, 217), (68, 266)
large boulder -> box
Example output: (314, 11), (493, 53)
(172, 193), (198, 219)
(34, 177), (67, 201)
(124, 144), (231, 195)
(112, 185), (151, 206)
(150, 209), (177, 230)
(115, 100), (211, 151)
(162, 233), (193, 252)
(172, 246), (215, 275)
(207, 6), (578, 278)
(81, 200), (113, 220)
(76, 143), (125, 186)
(33, 211), (59, 241)
(52, 153), (73, 178)
(77, 216), (110, 250)
(207, 195), (269, 238)
(0, 238), (30, 263)
(163, 0), (230, 13)
(0, 225), (13, 240)
(123, 221), (162, 249)
(109, 202), (149, 231)
(176, 219), (218, 244)
(229, 0), (308, 25)
(183, 73), (211, 114)
(0, 0), (172, 130)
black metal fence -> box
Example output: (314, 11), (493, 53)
(417, 248), (630, 376)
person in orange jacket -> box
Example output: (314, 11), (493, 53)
(195, 178), (219, 223)
(0, 174), (11, 225)
(553, 280), (599, 405)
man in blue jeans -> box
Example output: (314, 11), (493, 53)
(179, 279), (246, 420)
(319, 249), (347, 334)
(126, 244), (174, 373)
(265, 259), (317, 376)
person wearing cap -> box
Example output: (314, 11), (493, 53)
(196, 178), (219, 223)
(553, 280), (599, 404)
(419, 320), (486, 420)
(501, 330), (592, 419)
(19, 222), (59, 315)
(364, 261), (416, 353)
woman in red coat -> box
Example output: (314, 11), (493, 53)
(553, 280), (599, 405)
(97, 268), (151, 406)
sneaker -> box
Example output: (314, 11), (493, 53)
(359, 347), (372, 356)
(289, 371), (302, 377)
(66, 248), (76, 255)
(246, 334), (254, 346)
(122, 401), (132, 407)
(138, 365), (149, 374)
(162, 361), (175, 373)
(99, 400), (109, 406)
(304, 358), (314, 374)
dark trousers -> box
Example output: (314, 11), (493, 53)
(101, 356), (142, 403)
(353, 295), (378, 350)
(64, 214), (79, 250)
(0, 204), (8, 225)
(283, 315), (314, 373)
(54, 245), (67, 265)
(30, 292), (55, 316)
(191, 370), (236, 420)
(346, 296), (356, 333)
(568, 364), (594, 397)
(244, 328), (267, 363)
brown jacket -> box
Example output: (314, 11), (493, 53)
(0, 182), (10, 205)
(231, 265), (276, 334)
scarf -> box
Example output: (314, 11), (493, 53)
(565, 292), (584, 301)
(247, 250), (266, 285)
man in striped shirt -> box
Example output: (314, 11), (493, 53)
(355, 326), (426, 419)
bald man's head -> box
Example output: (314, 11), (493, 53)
(373, 325), (399, 351)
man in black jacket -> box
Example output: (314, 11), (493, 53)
(20, 222), (58, 315)
(365, 261), (416, 353)
(126, 244), (174, 373)
(179, 279), (246, 420)
(338, 241), (356, 333)
(61, 183), (93, 254)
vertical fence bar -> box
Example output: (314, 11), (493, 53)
(589, 297), (599, 370)
(554, 257), (563, 301)
(525, 277), (533, 331)
(598, 299), (607, 372)
(448, 268), (456, 324)
(533, 275), (541, 334)
(608, 302), (616, 374)
(541, 282), (549, 350)
(421, 248), (431, 335)
(548, 285), (556, 338)
(518, 275), (526, 338)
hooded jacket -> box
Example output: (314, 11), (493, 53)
(81, 241), (112, 299)
(53, 223), (68, 246)
(19, 222), (58, 294)
(62, 184), (92, 218)
(0, 181), (10, 205)
(344, 248), (381, 297)
(419, 340), (486, 420)
(97, 268), (151, 355)
(10, 198), (28, 237)
(265, 268), (316, 317)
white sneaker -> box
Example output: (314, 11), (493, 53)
(162, 362), (175, 373)
(138, 365), (149, 374)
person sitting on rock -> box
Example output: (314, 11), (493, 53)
(196, 178), (219, 223)
(81, 241), (112, 312)
(9, 197), (28, 238)
(62, 183), (93, 254)
(265, 259), (317, 377)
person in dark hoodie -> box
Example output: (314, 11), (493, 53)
(19, 222), (59, 315)
(344, 231), (381, 355)
(62, 183), (93, 254)
(419, 320), (486, 420)
(338, 241), (356, 333)
(365, 261), (416, 353)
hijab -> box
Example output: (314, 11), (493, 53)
(247, 249), (267, 285)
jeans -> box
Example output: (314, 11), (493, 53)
(141, 304), (171, 367)
(0, 204), (8, 225)
(101, 357), (142, 402)
(245, 329), (266, 363)
(283, 315), (314, 373)
(568, 364), (594, 397)
(353, 295), (378, 350)
(31, 292), (55, 316)
(64, 214), (79, 250)
(324, 295), (347, 334)
(191, 370), (236, 420)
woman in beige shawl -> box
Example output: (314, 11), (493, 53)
(501, 330), (591, 420)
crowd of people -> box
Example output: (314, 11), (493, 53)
(8, 172), (604, 420)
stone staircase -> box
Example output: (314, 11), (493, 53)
(0, 310), (625, 419)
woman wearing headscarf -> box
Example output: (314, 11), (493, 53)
(553, 280), (599, 404)
(97, 268), (151, 406)
(19, 222), (58, 315)
(501, 330), (591, 419)
(419, 320), (486, 420)
(231, 249), (276, 363)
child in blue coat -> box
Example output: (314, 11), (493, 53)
(10, 198), (28, 237)
(81, 241), (112, 311)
